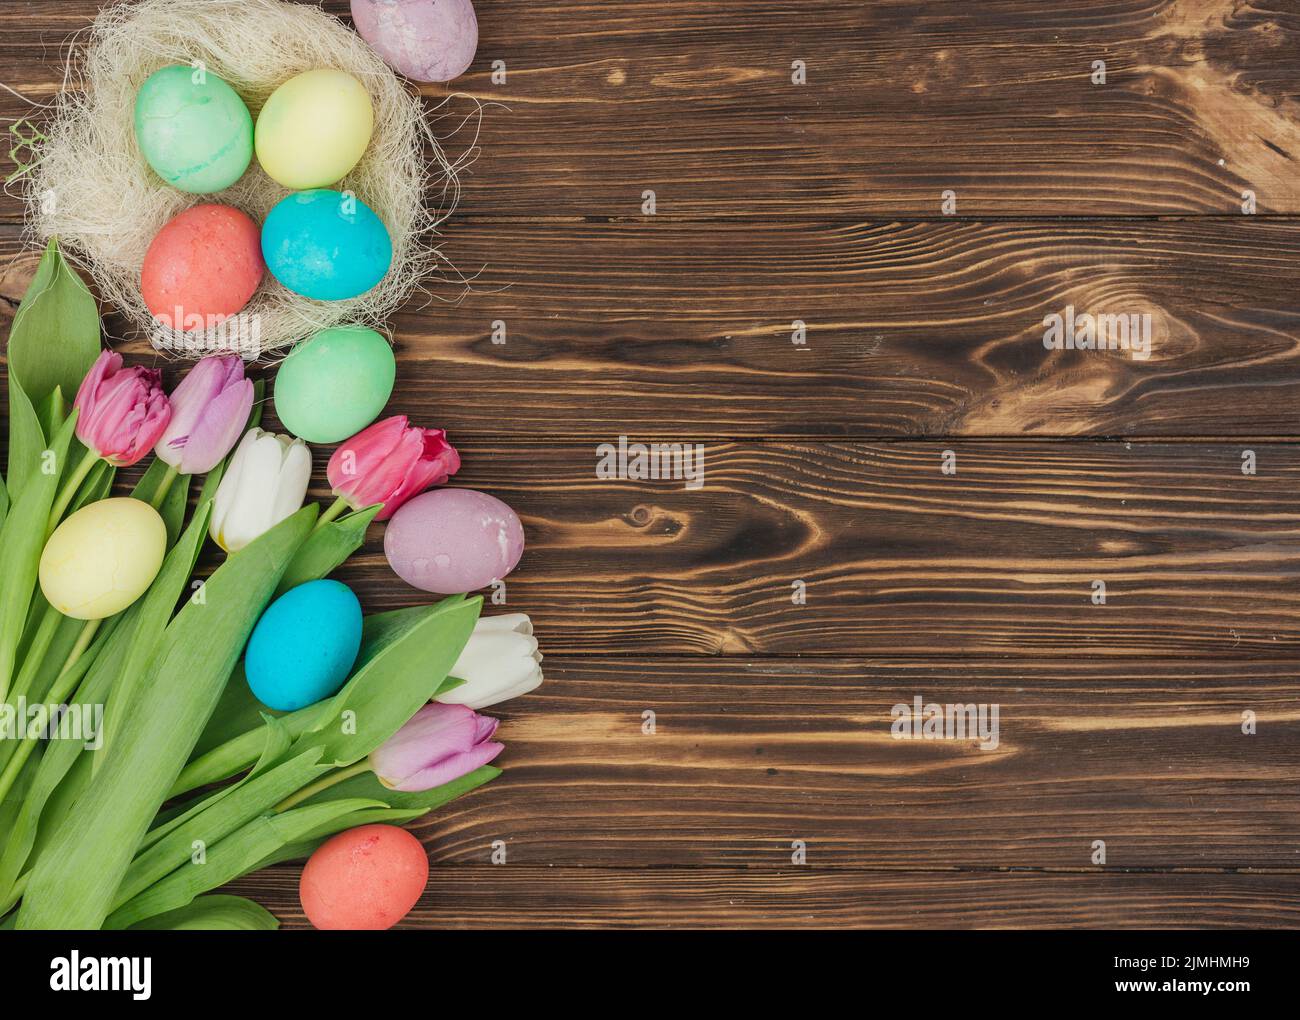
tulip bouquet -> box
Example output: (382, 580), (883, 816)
(0, 242), (540, 930)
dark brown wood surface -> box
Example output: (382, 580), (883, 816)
(3, 0), (1300, 929)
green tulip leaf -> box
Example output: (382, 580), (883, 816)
(132, 459), (192, 546)
(143, 713), (295, 845)
(128, 894), (278, 931)
(16, 504), (317, 930)
(5, 239), (101, 407)
(5, 374), (45, 502)
(115, 748), (328, 907)
(275, 504), (381, 597)
(93, 500), (213, 770)
(255, 766), (500, 870)
(35, 386), (66, 440)
(0, 410), (77, 706)
(104, 797), (384, 929)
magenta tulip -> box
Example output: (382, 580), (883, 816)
(370, 703), (503, 792)
(73, 351), (172, 468)
(326, 415), (460, 521)
(154, 355), (254, 475)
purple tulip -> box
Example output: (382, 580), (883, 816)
(370, 703), (503, 792)
(154, 356), (255, 475)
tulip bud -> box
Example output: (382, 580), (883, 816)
(370, 703), (503, 792)
(210, 428), (312, 552)
(73, 350), (172, 467)
(327, 415), (460, 521)
(154, 355), (254, 475)
(436, 613), (543, 710)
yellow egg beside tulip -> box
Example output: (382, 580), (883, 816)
(254, 69), (374, 189)
(40, 498), (167, 620)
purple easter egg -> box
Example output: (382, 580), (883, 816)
(351, 0), (479, 83)
(385, 488), (524, 594)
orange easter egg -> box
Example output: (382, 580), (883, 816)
(141, 204), (264, 332)
(299, 824), (429, 930)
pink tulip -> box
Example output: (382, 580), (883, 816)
(154, 355), (254, 475)
(73, 351), (172, 467)
(327, 416), (460, 521)
(370, 703), (503, 792)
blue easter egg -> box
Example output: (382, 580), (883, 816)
(245, 579), (363, 711)
(261, 189), (393, 301)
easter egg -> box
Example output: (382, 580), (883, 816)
(300, 824), (428, 930)
(351, 0), (479, 83)
(134, 65), (253, 194)
(384, 488), (524, 594)
(39, 498), (167, 621)
(261, 189), (393, 301)
(244, 579), (363, 711)
(274, 327), (395, 443)
(142, 204), (265, 331)
(254, 69), (374, 189)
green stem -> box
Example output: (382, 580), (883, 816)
(312, 496), (349, 532)
(45, 447), (99, 536)
(149, 464), (179, 509)
(5, 608), (61, 706)
(274, 760), (370, 813)
(0, 619), (101, 806)
(54, 619), (101, 694)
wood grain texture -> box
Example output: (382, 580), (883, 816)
(226, 867), (1300, 929)
(5, 218), (1300, 439)
(0, 0), (1297, 929)
(2, 1), (1300, 217)
(271, 657), (1300, 870)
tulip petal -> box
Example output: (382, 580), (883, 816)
(466, 669), (543, 710)
(219, 433), (285, 551)
(388, 740), (504, 792)
(473, 613), (533, 635)
(211, 429), (254, 548)
(270, 439), (312, 526)
(180, 378), (254, 475)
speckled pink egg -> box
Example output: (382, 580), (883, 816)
(351, 0), (479, 83)
(300, 824), (428, 930)
(141, 204), (264, 331)
(384, 488), (524, 594)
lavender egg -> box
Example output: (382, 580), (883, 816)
(385, 488), (524, 594)
(351, 0), (479, 83)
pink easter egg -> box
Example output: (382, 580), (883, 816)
(141, 204), (264, 331)
(351, 0), (479, 83)
(299, 824), (428, 930)
(384, 488), (525, 594)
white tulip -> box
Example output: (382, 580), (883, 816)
(209, 428), (313, 553)
(438, 613), (544, 710)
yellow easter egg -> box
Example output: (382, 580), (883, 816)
(40, 498), (167, 621)
(254, 69), (374, 189)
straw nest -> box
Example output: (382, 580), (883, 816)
(15, 0), (458, 358)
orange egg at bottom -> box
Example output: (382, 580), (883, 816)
(299, 824), (429, 930)
(141, 203), (264, 331)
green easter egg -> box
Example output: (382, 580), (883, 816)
(134, 65), (253, 194)
(274, 326), (396, 443)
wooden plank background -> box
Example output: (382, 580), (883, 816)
(2, 0), (1299, 928)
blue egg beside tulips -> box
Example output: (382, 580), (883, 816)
(261, 188), (393, 301)
(245, 579), (364, 711)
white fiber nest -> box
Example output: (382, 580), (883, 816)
(18, 0), (458, 357)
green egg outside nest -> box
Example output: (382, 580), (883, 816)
(274, 326), (396, 443)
